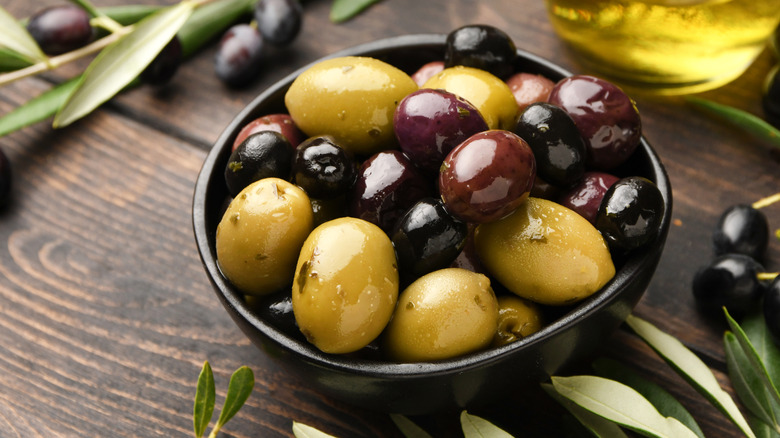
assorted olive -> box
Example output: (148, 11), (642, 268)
(214, 25), (668, 363)
(224, 131), (293, 197)
(27, 5), (93, 55)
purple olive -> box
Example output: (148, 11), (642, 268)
(349, 150), (432, 233)
(394, 89), (489, 175)
(232, 114), (305, 151)
(27, 5), (93, 55)
(254, 0), (303, 46)
(439, 130), (536, 223)
(215, 24), (264, 87)
(548, 75), (641, 170)
(557, 171), (619, 224)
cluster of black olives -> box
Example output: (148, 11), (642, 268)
(214, 0), (303, 87)
(692, 197), (780, 339)
(224, 25), (666, 303)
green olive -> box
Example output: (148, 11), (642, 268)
(474, 197), (615, 305)
(216, 178), (313, 296)
(284, 56), (418, 156)
(422, 66), (518, 130)
(492, 295), (544, 347)
(292, 217), (399, 354)
(383, 268), (498, 362)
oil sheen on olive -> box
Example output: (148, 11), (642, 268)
(712, 204), (769, 261)
(513, 102), (586, 188)
(293, 136), (357, 199)
(557, 171), (619, 225)
(216, 178), (313, 295)
(232, 113), (306, 151)
(423, 66), (518, 130)
(439, 130), (536, 223)
(292, 217), (399, 354)
(444, 24), (517, 79)
(548, 75), (641, 170)
(693, 253), (766, 321)
(475, 197), (615, 305)
(224, 131), (293, 197)
(595, 176), (665, 251)
(391, 198), (469, 283)
(383, 268), (498, 362)
(349, 150), (432, 233)
(285, 56), (418, 155)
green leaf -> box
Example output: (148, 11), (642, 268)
(292, 422), (338, 438)
(0, 47), (32, 72)
(389, 414), (434, 438)
(742, 307), (780, 387)
(177, 0), (255, 58)
(750, 412), (780, 438)
(193, 361), (216, 438)
(592, 358), (704, 438)
(53, 2), (195, 128)
(460, 411), (514, 438)
(100, 5), (163, 26)
(214, 366), (254, 430)
(725, 332), (780, 431)
(625, 315), (757, 438)
(330, 0), (380, 22)
(551, 375), (699, 438)
(68, 0), (102, 19)
(542, 382), (629, 438)
(0, 6), (47, 63)
(686, 96), (780, 151)
(0, 76), (81, 137)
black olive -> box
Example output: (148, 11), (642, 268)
(693, 253), (765, 321)
(763, 276), (780, 347)
(140, 36), (182, 86)
(444, 24), (517, 79)
(254, 0), (303, 46)
(292, 136), (357, 199)
(224, 131), (293, 197)
(713, 204), (769, 262)
(391, 198), (468, 285)
(27, 5), (93, 55)
(595, 176), (665, 251)
(215, 24), (264, 87)
(513, 102), (587, 188)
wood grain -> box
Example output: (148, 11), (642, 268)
(1, 0), (779, 437)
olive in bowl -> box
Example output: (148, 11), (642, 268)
(192, 34), (672, 415)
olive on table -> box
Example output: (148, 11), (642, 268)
(439, 130), (536, 223)
(232, 114), (305, 151)
(293, 217), (399, 354)
(285, 56), (418, 156)
(492, 295), (544, 347)
(423, 66), (518, 130)
(475, 197), (615, 305)
(216, 178), (313, 296)
(505, 72), (555, 112)
(215, 23), (264, 87)
(292, 136), (357, 199)
(557, 171), (619, 225)
(712, 204), (769, 262)
(349, 150), (432, 233)
(224, 131), (293, 197)
(27, 5), (93, 55)
(595, 176), (665, 251)
(391, 198), (469, 283)
(444, 24), (517, 79)
(383, 268), (498, 362)
(763, 276), (780, 347)
(693, 253), (766, 321)
(548, 75), (642, 170)
(513, 102), (587, 188)
(140, 36), (182, 86)
(394, 88), (488, 175)
(254, 0), (303, 46)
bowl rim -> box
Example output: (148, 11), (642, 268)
(192, 33), (673, 379)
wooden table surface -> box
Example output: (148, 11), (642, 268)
(1, 0), (779, 437)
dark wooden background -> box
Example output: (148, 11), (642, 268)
(1, 0), (778, 436)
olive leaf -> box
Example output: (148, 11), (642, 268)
(193, 361), (216, 438)
(725, 331), (780, 431)
(460, 411), (514, 438)
(0, 77), (81, 137)
(0, 48), (32, 72)
(213, 365), (254, 433)
(741, 307), (780, 386)
(686, 96), (780, 151)
(750, 412), (780, 438)
(591, 357), (704, 438)
(177, 0), (256, 58)
(551, 375), (699, 438)
(330, 0), (380, 22)
(625, 315), (757, 438)
(0, 5), (47, 64)
(389, 414), (434, 438)
(541, 382), (629, 438)
(291, 422), (338, 438)
(53, 1), (195, 128)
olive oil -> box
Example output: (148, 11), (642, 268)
(545, 0), (780, 94)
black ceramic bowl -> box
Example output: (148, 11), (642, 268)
(192, 34), (672, 415)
